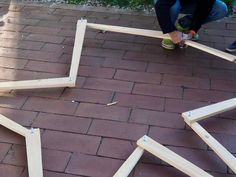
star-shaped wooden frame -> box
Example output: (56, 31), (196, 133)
(0, 19), (235, 177)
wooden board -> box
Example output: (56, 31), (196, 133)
(69, 19), (87, 82)
(0, 77), (73, 90)
(0, 20), (86, 91)
(186, 40), (236, 63)
(0, 114), (27, 136)
(188, 122), (236, 173)
(182, 97), (236, 124)
(87, 23), (236, 63)
(113, 147), (144, 177)
(137, 135), (213, 177)
(87, 23), (169, 39)
(25, 129), (43, 177)
(0, 114), (43, 177)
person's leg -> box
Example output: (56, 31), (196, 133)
(176, 3), (196, 29)
(225, 1), (236, 52)
(203, 0), (228, 24)
(154, 0), (182, 50)
(154, 0), (182, 24)
(177, 0), (227, 29)
(162, 0), (182, 50)
(169, 0), (182, 24)
(226, 41), (236, 52)
(175, 0), (227, 42)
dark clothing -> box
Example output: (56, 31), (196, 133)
(155, 0), (215, 34)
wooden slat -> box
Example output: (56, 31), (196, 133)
(113, 147), (144, 177)
(189, 122), (236, 173)
(137, 135), (213, 177)
(182, 97), (236, 124)
(0, 77), (73, 90)
(87, 23), (236, 63)
(0, 114), (44, 177)
(186, 40), (236, 62)
(69, 19), (87, 82)
(25, 128), (43, 177)
(87, 23), (169, 39)
(0, 20), (86, 91)
(0, 114), (27, 137)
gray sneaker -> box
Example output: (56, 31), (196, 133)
(226, 41), (236, 53)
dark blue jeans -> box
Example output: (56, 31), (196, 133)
(154, 0), (228, 27)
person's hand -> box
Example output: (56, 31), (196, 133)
(168, 31), (183, 44)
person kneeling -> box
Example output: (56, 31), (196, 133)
(154, 0), (228, 50)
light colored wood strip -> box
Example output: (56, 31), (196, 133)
(185, 40), (236, 62)
(0, 77), (73, 90)
(87, 23), (169, 39)
(25, 128), (43, 177)
(182, 97), (236, 124)
(69, 19), (87, 82)
(87, 23), (236, 63)
(189, 122), (236, 173)
(113, 147), (144, 177)
(137, 135), (213, 177)
(0, 114), (27, 137)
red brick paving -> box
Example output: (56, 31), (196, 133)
(66, 153), (123, 177)
(0, 1), (236, 177)
(98, 138), (135, 159)
(0, 143), (11, 161)
(0, 164), (23, 177)
(42, 130), (101, 154)
(32, 113), (91, 134)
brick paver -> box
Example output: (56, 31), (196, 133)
(66, 153), (123, 177)
(0, 1), (236, 177)
(0, 164), (23, 177)
(0, 143), (11, 161)
(42, 130), (101, 154)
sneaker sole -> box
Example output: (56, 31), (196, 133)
(225, 48), (236, 53)
(161, 41), (175, 50)
(191, 38), (199, 42)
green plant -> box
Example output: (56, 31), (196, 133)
(130, 0), (153, 6)
(66, 0), (234, 12)
(222, 0), (235, 13)
(66, 0), (82, 4)
(66, 0), (154, 9)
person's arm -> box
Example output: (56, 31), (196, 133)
(190, 0), (215, 32)
(154, 0), (177, 34)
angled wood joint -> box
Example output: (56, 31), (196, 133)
(0, 114), (43, 177)
(113, 135), (212, 177)
(0, 19), (87, 91)
(182, 98), (236, 174)
(182, 97), (236, 125)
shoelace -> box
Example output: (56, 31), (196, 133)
(179, 30), (197, 49)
